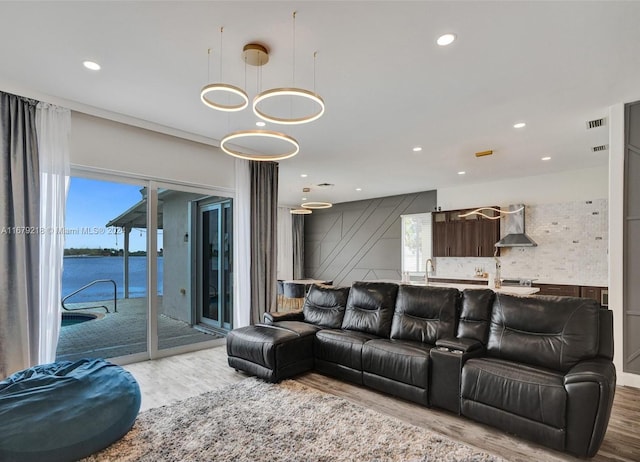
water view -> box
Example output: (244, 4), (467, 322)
(62, 256), (163, 303)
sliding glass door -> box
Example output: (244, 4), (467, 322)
(197, 198), (233, 331)
(57, 177), (148, 362)
(61, 172), (234, 363)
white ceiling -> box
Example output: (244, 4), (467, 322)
(1, 1), (638, 207)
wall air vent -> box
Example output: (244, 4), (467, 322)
(592, 144), (608, 152)
(586, 118), (606, 129)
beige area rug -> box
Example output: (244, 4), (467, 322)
(83, 377), (506, 462)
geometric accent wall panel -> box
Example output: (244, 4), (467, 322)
(304, 190), (436, 286)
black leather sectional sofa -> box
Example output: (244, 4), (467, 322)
(226, 281), (616, 458)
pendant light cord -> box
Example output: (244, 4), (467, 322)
(313, 51), (318, 93)
(219, 26), (224, 81)
(292, 11), (297, 87)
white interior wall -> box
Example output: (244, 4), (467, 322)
(69, 111), (234, 189)
(437, 165), (608, 210)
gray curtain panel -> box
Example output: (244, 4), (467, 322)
(250, 161), (278, 324)
(292, 214), (304, 279)
(0, 91), (40, 378)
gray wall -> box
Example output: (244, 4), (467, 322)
(304, 191), (437, 286)
(625, 100), (640, 374)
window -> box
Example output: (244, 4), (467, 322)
(401, 213), (432, 273)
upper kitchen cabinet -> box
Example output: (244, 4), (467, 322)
(432, 207), (500, 257)
(432, 211), (452, 256)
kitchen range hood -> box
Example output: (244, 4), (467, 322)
(494, 204), (537, 248)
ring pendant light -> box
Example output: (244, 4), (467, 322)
(220, 130), (300, 161)
(200, 83), (248, 112)
(254, 87), (325, 124)
(301, 201), (332, 209)
(290, 208), (312, 215)
(253, 12), (325, 125)
(200, 27), (249, 112)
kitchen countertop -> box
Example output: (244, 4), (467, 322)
(428, 275), (489, 282)
(406, 281), (539, 295)
(429, 275), (607, 287)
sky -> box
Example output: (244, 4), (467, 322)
(65, 178), (162, 252)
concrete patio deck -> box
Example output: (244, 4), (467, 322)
(56, 297), (224, 361)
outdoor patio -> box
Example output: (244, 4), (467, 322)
(56, 297), (224, 361)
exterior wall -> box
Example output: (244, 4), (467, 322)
(305, 191), (437, 286)
(161, 192), (200, 323)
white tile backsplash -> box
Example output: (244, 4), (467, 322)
(433, 199), (608, 286)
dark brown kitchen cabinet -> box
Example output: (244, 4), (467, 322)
(432, 212), (450, 257)
(432, 207), (500, 257)
(534, 284), (607, 305)
(429, 277), (486, 285)
(580, 286), (606, 305)
(534, 284), (581, 297)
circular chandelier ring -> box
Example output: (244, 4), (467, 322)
(301, 201), (332, 209)
(200, 83), (249, 112)
(220, 130), (300, 161)
(253, 87), (325, 125)
(290, 208), (312, 215)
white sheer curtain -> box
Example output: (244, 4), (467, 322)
(233, 158), (251, 328)
(277, 207), (293, 281)
(36, 103), (70, 364)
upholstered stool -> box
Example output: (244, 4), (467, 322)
(227, 323), (317, 382)
(283, 281), (306, 311)
(276, 279), (285, 311)
(0, 358), (141, 462)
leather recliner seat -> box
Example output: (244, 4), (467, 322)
(459, 293), (616, 457)
(314, 282), (399, 384)
(361, 284), (459, 405)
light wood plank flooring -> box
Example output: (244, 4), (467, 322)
(124, 346), (640, 462)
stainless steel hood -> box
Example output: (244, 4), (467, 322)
(494, 204), (537, 247)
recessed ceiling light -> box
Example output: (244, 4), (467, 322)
(83, 60), (101, 71)
(412, 146), (422, 152)
(355, 188), (362, 191)
(256, 121), (266, 127)
(541, 156), (551, 161)
(301, 197), (307, 201)
(300, 173), (308, 178)
(513, 122), (526, 129)
(437, 33), (456, 46)
(458, 171), (466, 175)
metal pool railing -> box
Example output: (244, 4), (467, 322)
(61, 279), (117, 313)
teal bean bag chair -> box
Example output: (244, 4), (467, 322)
(0, 358), (141, 462)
